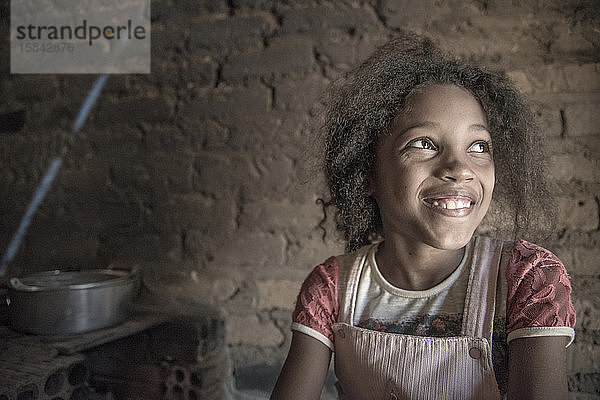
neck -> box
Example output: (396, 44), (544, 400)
(375, 234), (466, 291)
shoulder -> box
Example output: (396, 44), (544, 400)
(505, 239), (571, 298)
(290, 246), (372, 348)
(504, 239), (576, 345)
(296, 243), (372, 301)
(509, 239), (563, 269)
(295, 243), (369, 302)
(293, 256), (340, 313)
(300, 256), (339, 290)
(290, 255), (341, 349)
(505, 239), (571, 294)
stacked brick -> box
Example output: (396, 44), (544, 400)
(0, 350), (92, 400)
(0, 0), (598, 397)
(85, 313), (230, 400)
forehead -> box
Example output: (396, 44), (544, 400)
(395, 84), (488, 127)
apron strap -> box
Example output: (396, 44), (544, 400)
(461, 236), (504, 342)
(337, 244), (373, 325)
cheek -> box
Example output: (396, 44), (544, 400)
(476, 162), (495, 191)
(481, 169), (495, 210)
(487, 168), (495, 195)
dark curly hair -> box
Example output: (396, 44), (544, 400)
(320, 32), (554, 252)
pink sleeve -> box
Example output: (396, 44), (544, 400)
(291, 257), (339, 345)
(506, 240), (576, 336)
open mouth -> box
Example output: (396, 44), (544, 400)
(423, 197), (473, 210)
(421, 193), (477, 216)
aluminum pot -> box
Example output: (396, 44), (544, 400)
(7, 268), (139, 335)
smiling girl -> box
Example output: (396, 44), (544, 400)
(271, 33), (575, 400)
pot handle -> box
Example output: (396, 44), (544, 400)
(9, 277), (30, 291)
(9, 270), (61, 292)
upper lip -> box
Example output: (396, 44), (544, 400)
(421, 187), (478, 204)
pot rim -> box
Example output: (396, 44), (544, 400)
(9, 268), (139, 292)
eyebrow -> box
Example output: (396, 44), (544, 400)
(395, 121), (490, 136)
(469, 123), (490, 132)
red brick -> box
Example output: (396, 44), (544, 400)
(564, 64), (600, 92)
(531, 102), (563, 137)
(556, 196), (599, 232)
(20, 228), (99, 269)
(186, 119), (230, 151)
(564, 103), (600, 137)
(95, 97), (173, 126)
(187, 53), (218, 87)
(227, 313), (284, 347)
(222, 36), (315, 82)
(572, 247), (600, 276)
(554, 245), (600, 277)
(281, 4), (380, 34)
(508, 64), (600, 94)
(192, 151), (253, 196)
(551, 23), (598, 56)
(190, 13), (276, 51)
(567, 339), (600, 374)
(274, 74), (328, 111)
(238, 198), (322, 236)
(13, 75), (59, 102)
(239, 152), (296, 202)
(376, 0), (459, 31)
(210, 230), (287, 271)
(169, 193), (237, 236)
(316, 32), (358, 68)
(222, 114), (281, 150)
(153, 0), (228, 20)
(549, 154), (598, 182)
(147, 151), (195, 193)
(181, 85), (271, 120)
(150, 21), (186, 54)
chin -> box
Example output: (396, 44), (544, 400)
(426, 230), (474, 250)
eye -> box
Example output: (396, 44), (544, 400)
(407, 137), (437, 151)
(468, 141), (491, 153)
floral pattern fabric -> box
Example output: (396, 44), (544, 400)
(506, 240), (576, 332)
(292, 257), (338, 341)
(357, 313), (463, 336)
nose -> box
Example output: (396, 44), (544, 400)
(435, 151), (475, 183)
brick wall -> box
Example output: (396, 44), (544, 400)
(1, 1), (598, 398)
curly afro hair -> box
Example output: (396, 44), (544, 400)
(320, 32), (553, 252)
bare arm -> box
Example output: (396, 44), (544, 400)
(271, 331), (332, 400)
(507, 336), (569, 400)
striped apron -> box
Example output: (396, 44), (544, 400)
(332, 236), (503, 400)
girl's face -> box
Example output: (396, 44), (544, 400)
(371, 84), (495, 250)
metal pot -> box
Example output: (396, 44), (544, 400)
(6, 268), (140, 335)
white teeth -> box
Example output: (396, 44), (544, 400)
(429, 199), (472, 210)
(459, 200), (472, 209)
